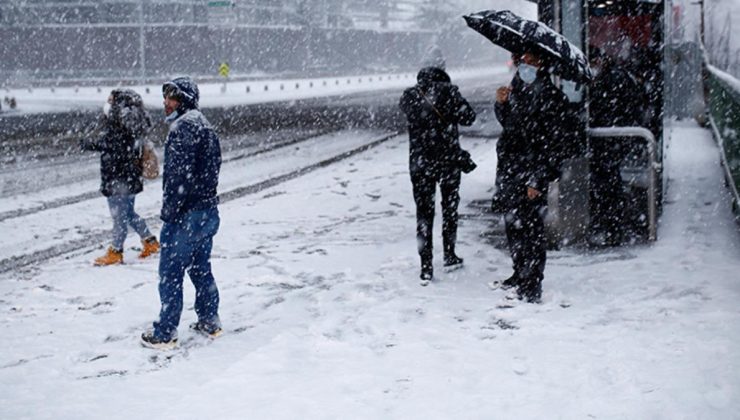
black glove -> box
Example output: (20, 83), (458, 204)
(457, 149), (477, 173)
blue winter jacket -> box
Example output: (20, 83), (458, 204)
(161, 77), (222, 224)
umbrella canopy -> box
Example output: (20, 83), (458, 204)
(464, 9), (592, 84)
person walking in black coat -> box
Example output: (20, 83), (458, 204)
(588, 48), (643, 246)
(399, 66), (477, 283)
(81, 88), (159, 266)
(492, 51), (573, 303)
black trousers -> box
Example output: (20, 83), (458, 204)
(411, 167), (461, 265)
(589, 138), (627, 243)
(589, 163), (625, 242)
(504, 194), (547, 289)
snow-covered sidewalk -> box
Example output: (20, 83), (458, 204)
(0, 122), (739, 419)
(0, 129), (389, 262)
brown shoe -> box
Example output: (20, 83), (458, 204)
(138, 237), (160, 259)
(94, 246), (123, 266)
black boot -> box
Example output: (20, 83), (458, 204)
(420, 266), (433, 281)
(488, 273), (519, 291)
(516, 277), (542, 303)
(443, 253), (464, 269)
(420, 256), (433, 282)
(500, 273), (520, 290)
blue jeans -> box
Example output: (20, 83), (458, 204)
(153, 208), (220, 340)
(107, 195), (152, 250)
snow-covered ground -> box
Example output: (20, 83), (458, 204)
(2, 67), (507, 116)
(0, 121), (739, 418)
(0, 129), (390, 261)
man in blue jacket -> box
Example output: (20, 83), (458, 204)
(141, 77), (223, 349)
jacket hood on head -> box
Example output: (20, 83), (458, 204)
(107, 88), (151, 136)
(417, 67), (451, 87)
(111, 88), (143, 108)
(163, 76), (200, 110)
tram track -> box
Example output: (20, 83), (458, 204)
(0, 128), (336, 222)
(0, 130), (401, 274)
(0, 74), (504, 275)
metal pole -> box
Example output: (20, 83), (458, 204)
(691, 0), (710, 120)
(699, 0), (705, 47)
(139, 0), (146, 82)
(588, 127), (659, 241)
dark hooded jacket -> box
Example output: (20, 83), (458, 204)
(399, 67), (476, 175)
(81, 88), (151, 197)
(494, 71), (573, 207)
(160, 77), (222, 224)
(588, 60), (643, 169)
(589, 60), (641, 128)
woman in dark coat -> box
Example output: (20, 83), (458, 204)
(588, 49), (643, 246)
(399, 66), (477, 283)
(81, 89), (159, 266)
(493, 51), (573, 302)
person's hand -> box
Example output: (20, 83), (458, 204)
(527, 186), (542, 200)
(496, 86), (511, 103)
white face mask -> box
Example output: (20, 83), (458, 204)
(103, 102), (111, 117)
(518, 63), (538, 84)
(591, 65), (601, 78)
(164, 109), (180, 123)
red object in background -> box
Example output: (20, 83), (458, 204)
(672, 5), (682, 29)
(589, 15), (652, 58)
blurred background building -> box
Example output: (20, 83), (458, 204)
(0, 1), (454, 29)
(0, 0), (517, 85)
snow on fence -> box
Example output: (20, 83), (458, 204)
(707, 65), (740, 221)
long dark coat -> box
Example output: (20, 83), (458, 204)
(399, 67), (477, 175)
(81, 89), (151, 197)
(589, 62), (641, 128)
(494, 72), (573, 210)
(589, 61), (643, 168)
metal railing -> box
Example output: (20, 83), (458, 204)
(706, 65), (740, 222)
(588, 126), (659, 241)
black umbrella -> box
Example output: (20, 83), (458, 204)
(464, 9), (592, 84)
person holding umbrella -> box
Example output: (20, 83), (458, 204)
(399, 61), (477, 284)
(492, 50), (574, 302)
(465, 9), (588, 303)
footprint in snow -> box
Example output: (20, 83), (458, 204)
(512, 360), (528, 376)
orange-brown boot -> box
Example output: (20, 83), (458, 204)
(94, 246), (123, 266)
(139, 236), (160, 259)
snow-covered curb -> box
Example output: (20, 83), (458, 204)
(2, 67), (508, 116)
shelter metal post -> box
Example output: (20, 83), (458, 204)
(588, 127), (658, 241)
